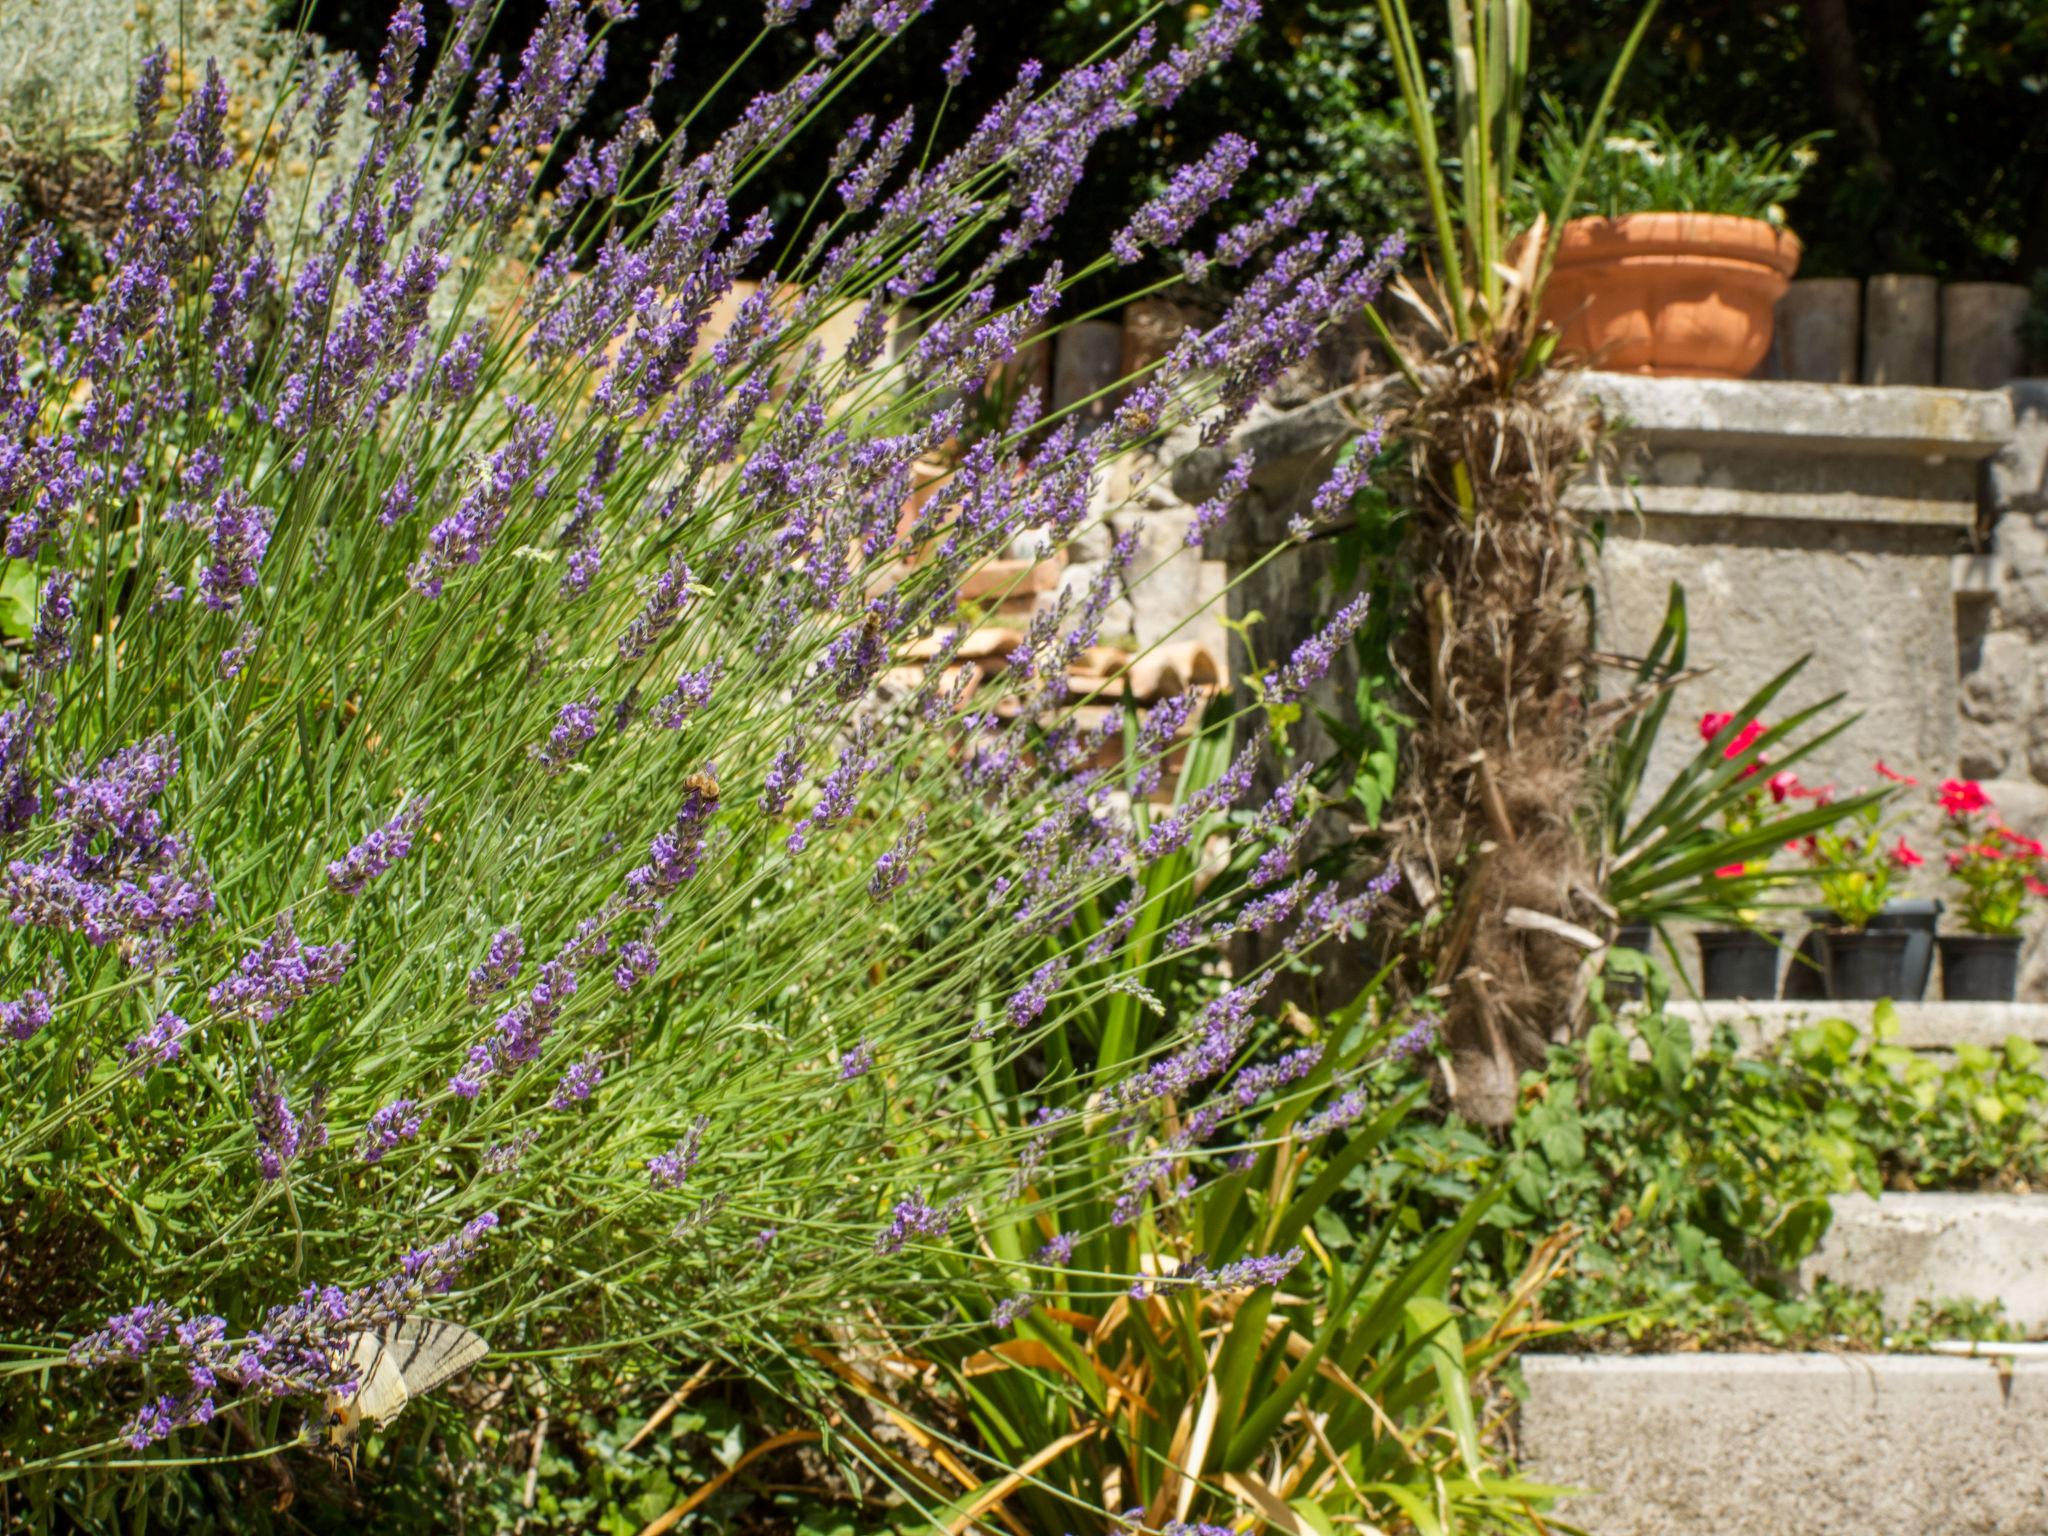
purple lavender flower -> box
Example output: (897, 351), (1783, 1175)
(1185, 455), (1253, 548)
(549, 1050), (604, 1109)
(990, 1293), (1036, 1329)
(624, 769), (720, 898)
(326, 795), (430, 894)
(0, 985), (55, 1043)
(249, 1068), (325, 1182)
(25, 569), (75, 675)
(1302, 424), (1385, 530)
(1207, 1246), (1304, 1290)
(648, 1114), (709, 1189)
(617, 552), (694, 659)
(69, 1300), (179, 1366)
(1111, 134), (1256, 263)
(654, 660), (722, 728)
(942, 25), (976, 85)
(838, 1039), (875, 1080)
(217, 624), (260, 681)
(1263, 594), (1370, 706)
(122, 1392), (216, 1450)
(468, 925), (524, 1005)
(1390, 1015), (1439, 1061)
(0, 696), (44, 833)
(1297, 1087), (1370, 1140)
(360, 1098), (425, 1164)
(198, 488), (273, 612)
(483, 1130), (540, 1174)
(875, 1191), (955, 1254)
(867, 814), (926, 901)
(759, 738), (807, 815)
(125, 1008), (189, 1070)
(1037, 1231), (1075, 1266)
(207, 913), (353, 1023)
(613, 939), (659, 993)
(533, 692), (602, 774)
(1005, 955), (1067, 1030)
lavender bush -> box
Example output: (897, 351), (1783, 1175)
(0, 0), (1407, 1518)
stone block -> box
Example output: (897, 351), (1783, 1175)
(1941, 283), (2030, 390)
(1800, 1192), (2048, 1330)
(1962, 630), (2033, 724)
(1959, 715), (2016, 779)
(1775, 277), (1860, 383)
(1519, 1353), (2048, 1536)
(1990, 381), (2048, 518)
(1596, 528), (1960, 797)
(1993, 515), (2048, 639)
(1864, 273), (1940, 386)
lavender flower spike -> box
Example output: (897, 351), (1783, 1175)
(326, 795), (431, 894)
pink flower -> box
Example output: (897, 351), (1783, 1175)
(1713, 862), (1748, 879)
(1699, 712), (1735, 741)
(2029, 877), (2048, 899)
(1768, 770), (1801, 804)
(1938, 778), (1991, 817)
(1888, 836), (1925, 870)
(1875, 760), (1918, 785)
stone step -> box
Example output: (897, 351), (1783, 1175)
(1519, 1353), (2048, 1536)
(1801, 1192), (2048, 1332)
(1652, 998), (2048, 1055)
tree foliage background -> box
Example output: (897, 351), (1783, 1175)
(302, 0), (2048, 294)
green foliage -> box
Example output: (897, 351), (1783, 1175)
(1594, 585), (1882, 935)
(1807, 798), (1913, 930)
(1331, 1005), (2048, 1351)
(1520, 106), (1822, 224)
(881, 733), (1561, 1535)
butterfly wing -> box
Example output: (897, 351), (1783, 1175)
(338, 1330), (412, 1428)
(382, 1318), (491, 1399)
(336, 1319), (488, 1428)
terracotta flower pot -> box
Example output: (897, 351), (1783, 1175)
(1540, 213), (1802, 379)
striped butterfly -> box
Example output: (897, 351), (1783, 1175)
(323, 1319), (490, 1450)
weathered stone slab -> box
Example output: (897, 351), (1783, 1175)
(1580, 373), (2013, 803)
(1655, 998), (2048, 1054)
(1519, 1353), (2048, 1536)
(1801, 1193), (2048, 1331)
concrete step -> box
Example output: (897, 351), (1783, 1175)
(1802, 1192), (2048, 1332)
(1519, 1352), (2048, 1536)
(1649, 999), (2048, 1055)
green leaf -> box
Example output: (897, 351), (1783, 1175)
(1403, 1296), (1482, 1477)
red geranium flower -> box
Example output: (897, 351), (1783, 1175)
(2030, 877), (2048, 899)
(1699, 712), (1734, 741)
(1875, 760), (1918, 785)
(1713, 862), (1748, 879)
(1888, 836), (1925, 870)
(1939, 778), (1991, 817)
(1995, 825), (2046, 859)
(1768, 770), (1800, 803)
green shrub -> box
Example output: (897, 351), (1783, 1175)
(0, 2), (1419, 1527)
(1331, 1005), (2048, 1351)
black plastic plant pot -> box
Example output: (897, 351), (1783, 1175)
(1865, 899), (1943, 1002)
(1938, 934), (2022, 1003)
(1609, 922), (1653, 1001)
(1822, 929), (1912, 1001)
(1696, 928), (1782, 1000)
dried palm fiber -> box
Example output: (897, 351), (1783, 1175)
(1374, 333), (1612, 1124)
